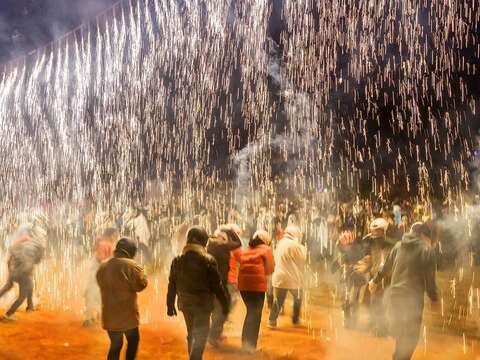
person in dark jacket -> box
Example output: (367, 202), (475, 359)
(369, 222), (438, 360)
(167, 226), (230, 360)
(97, 237), (148, 360)
(206, 224), (241, 347)
(0, 225), (45, 321)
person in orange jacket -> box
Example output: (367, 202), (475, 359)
(234, 230), (275, 353)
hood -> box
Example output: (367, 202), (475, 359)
(114, 237), (137, 259)
(401, 232), (421, 245)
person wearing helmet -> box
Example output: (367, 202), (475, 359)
(353, 217), (391, 336)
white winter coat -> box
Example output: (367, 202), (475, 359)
(272, 234), (307, 290)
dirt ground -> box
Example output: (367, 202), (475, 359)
(0, 280), (479, 360)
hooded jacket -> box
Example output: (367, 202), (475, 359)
(372, 232), (438, 310)
(272, 231), (307, 290)
(96, 242), (148, 331)
(167, 243), (229, 314)
(207, 227), (242, 284)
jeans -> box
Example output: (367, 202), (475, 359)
(183, 310), (211, 360)
(107, 327), (139, 360)
(209, 283), (238, 342)
(0, 274), (34, 316)
(240, 291), (265, 349)
(268, 288), (302, 326)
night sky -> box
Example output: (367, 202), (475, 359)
(0, 0), (117, 64)
(0, 0), (479, 201)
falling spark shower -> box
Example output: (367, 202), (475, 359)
(0, 0), (477, 213)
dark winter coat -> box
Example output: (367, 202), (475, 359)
(167, 244), (229, 314)
(206, 229), (241, 284)
(96, 256), (148, 331)
(372, 232), (438, 314)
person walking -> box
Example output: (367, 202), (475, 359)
(0, 224), (45, 322)
(83, 228), (118, 327)
(356, 218), (392, 336)
(268, 225), (307, 328)
(369, 222), (438, 360)
(206, 224), (241, 347)
(233, 230), (274, 353)
(96, 238), (148, 360)
(167, 226), (229, 360)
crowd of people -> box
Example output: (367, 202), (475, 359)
(0, 193), (478, 360)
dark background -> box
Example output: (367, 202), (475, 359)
(0, 0), (117, 64)
(0, 0), (479, 202)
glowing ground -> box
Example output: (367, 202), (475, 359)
(0, 284), (477, 360)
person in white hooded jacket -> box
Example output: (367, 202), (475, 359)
(268, 225), (307, 328)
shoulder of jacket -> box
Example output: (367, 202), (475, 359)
(116, 257), (139, 267)
(204, 252), (218, 265)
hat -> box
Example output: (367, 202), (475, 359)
(369, 218), (388, 232)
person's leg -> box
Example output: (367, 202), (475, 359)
(290, 289), (303, 325)
(183, 311), (194, 355)
(107, 331), (124, 360)
(0, 277), (14, 299)
(125, 327), (140, 360)
(227, 283), (240, 312)
(241, 291), (265, 350)
(240, 291), (252, 347)
(268, 288), (287, 326)
(266, 277), (274, 309)
(394, 318), (421, 360)
(208, 298), (226, 345)
(26, 276), (35, 311)
(370, 291), (387, 336)
(6, 276), (33, 317)
(190, 311), (211, 360)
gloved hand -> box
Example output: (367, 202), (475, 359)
(167, 306), (177, 317)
